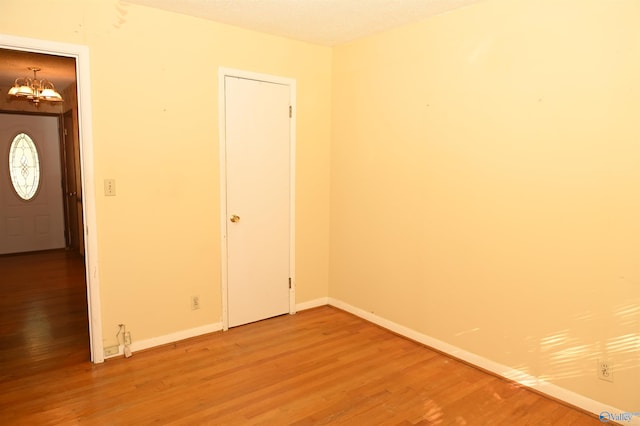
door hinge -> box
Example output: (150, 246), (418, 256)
(289, 105), (292, 118)
(288, 277), (292, 289)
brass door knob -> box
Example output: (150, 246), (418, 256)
(230, 215), (240, 223)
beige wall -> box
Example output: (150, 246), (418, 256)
(331, 0), (639, 411)
(0, 0), (331, 347)
(2, 0), (638, 413)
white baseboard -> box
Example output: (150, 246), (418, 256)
(296, 297), (329, 312)
(327, 297), (639, 425)
(105, 322), (223, 359)
(101, 298), (637, 424)
(107, 298), (330, 361)
(104, 297), (330, 359)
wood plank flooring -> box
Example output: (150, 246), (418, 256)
(0, 250), (90, 381)
(0, 252), (603, 425)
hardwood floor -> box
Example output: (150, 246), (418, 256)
(1, 261), (601, 426)
(0, 250), (90, 381)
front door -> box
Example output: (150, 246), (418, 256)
(223, 73), (294, 328)
(0, 114), (66, 254)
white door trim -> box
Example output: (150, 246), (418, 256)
(0, 34), (104, 362)
(218, 67), (296, 331)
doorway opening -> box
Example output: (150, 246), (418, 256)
(0, 34), (103, 363)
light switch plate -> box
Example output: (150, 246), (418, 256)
(104, 179), (116, 196)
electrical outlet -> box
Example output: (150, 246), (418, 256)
(104, 345), (119, 357)
(124, 331), (132, 346)
(191, 295), (200, 310)
(598, 359), (613, 382)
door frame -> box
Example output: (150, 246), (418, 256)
(218, 67), (296, 331)
(0, 34), (104, 362)
(61, 110), (80, 254)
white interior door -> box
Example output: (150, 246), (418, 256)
(223, 74), (294, 328)
(0, 114), (65, 254)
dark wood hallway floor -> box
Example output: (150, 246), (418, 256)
(0, 250), (90, 382)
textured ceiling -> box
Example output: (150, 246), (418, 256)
(126, 0), (482, 46)
(1, 0), (481, 99)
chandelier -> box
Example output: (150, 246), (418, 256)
(7, 67), (63, 106)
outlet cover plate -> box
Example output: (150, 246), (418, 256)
(598, 359), (613, 382)
(104, 345), (119, 357)
(191, 295), (200, 310)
